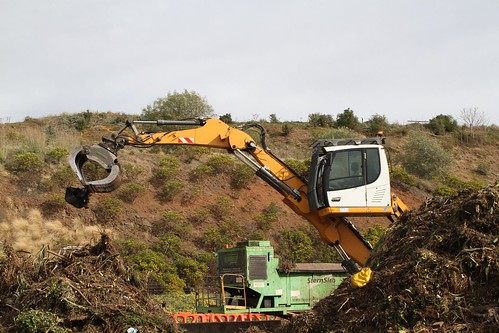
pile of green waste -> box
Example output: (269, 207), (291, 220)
(0, 234), (183, 333)
(276, 185), (498, 333)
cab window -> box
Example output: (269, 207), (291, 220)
(366, 148), (381, 184)
(327, 150), (364, 190)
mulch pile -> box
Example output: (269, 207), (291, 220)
(277, 184), (498, 333)
(0, 234), (183, 333)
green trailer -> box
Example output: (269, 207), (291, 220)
(196, 240), (347, 317)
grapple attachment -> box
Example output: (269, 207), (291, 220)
(65, 144), (122, 208)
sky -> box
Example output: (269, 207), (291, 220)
(1, 0), (498, 125)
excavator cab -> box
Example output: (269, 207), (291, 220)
(307, 138), (392, 216)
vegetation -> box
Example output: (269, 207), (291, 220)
(141, 90), (214, 121)
(0, 105), (497, 306)
(400, 131), (454, 178)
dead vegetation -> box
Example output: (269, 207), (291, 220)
(275, 184), (498, 333)
(0, 234), (183, 333)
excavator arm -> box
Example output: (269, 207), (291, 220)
(66, 118), (393, 277)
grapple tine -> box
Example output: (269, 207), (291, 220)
(68, 145), (122, 193)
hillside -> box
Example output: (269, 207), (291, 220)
(0, 112), (498, 331)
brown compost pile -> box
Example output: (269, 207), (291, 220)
(0, 234), (183, 333)
(277, 185), (498, 333)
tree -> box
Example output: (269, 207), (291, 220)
(427, 114), (458, 135)
(460, 107), (488, 141)
(219, 113), (233, 124)
(308, 113), (334, 127)
(366, 114), (390, 135)
(141, 90), (214, 120)
(336, 108), (359, 129)
(269, 113), (279, 123)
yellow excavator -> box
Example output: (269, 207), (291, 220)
(65, 118), (408, 285)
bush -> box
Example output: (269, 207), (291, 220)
(202, 227), (233, 251)
(335, 108), (360, 129)
(209, 195), (234, 220)
(116, 182), (146, 203)
(152, 155), (181, 184)
(312, 127), (359, 140)
(277, 229), (314, 267)
(390, 165), (416, 187)
(362, 224), (386, 247)
(189, 164), (215, 181)
(6, 152), (46, 175)
(401, 131), (454, 179)
(158, 180), (183, 202)
(365, 114), (390, 135)
(45, 147), (68, 164)
(46, 166), (76, 189)
(434, 185), (458, 197)
(93, 198), (123, 222)
(155, 211), (191, 237)
(230, 164), (254, 189)
(153, 233), (182, 258)
(282, 123), (292, 136)
(174, 257), (208, 288)
(254, 202), (280, 230)
(284, 158), (309, 175)
(206, 154), (234, 172)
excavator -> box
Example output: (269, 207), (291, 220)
(65, 118), (408, 286)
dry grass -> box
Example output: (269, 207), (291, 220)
(0, 209), (112, 254)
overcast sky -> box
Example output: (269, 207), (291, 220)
(1, 0), (498, 125)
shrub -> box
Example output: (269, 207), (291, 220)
(390, 165), (416, 187)
(174, 257), (208, 288)
(155, 211), (192, 237)
(312, 127), (359, 140)
(284, 159), (309, 175)
(121, 163), (143, 180)
(434, 185), (458, 197)
(189, 164), (215, 181)
(45, 147), (69, 164)
(152, 155), (181, 184)
(362, 224), (386, 247)
(153, 233), (182, 258)
(158, 180), (183, 202)
(230, 164), (254, 189)
(93, 198), (123, 222)
(201, 227), (232, 251)
(282, 123), (292, 136)
(277, 229), (313, 266)
(254, 202), (280, 230)
(365, 114), (391, 135)
(206, 154), (234, 172)
(209, 195), (234, 220)
(116, 182), (146, 203)
(401, 131), (454, 179)
(45, 166), (76, 189)
(6, 152), (46, 175)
